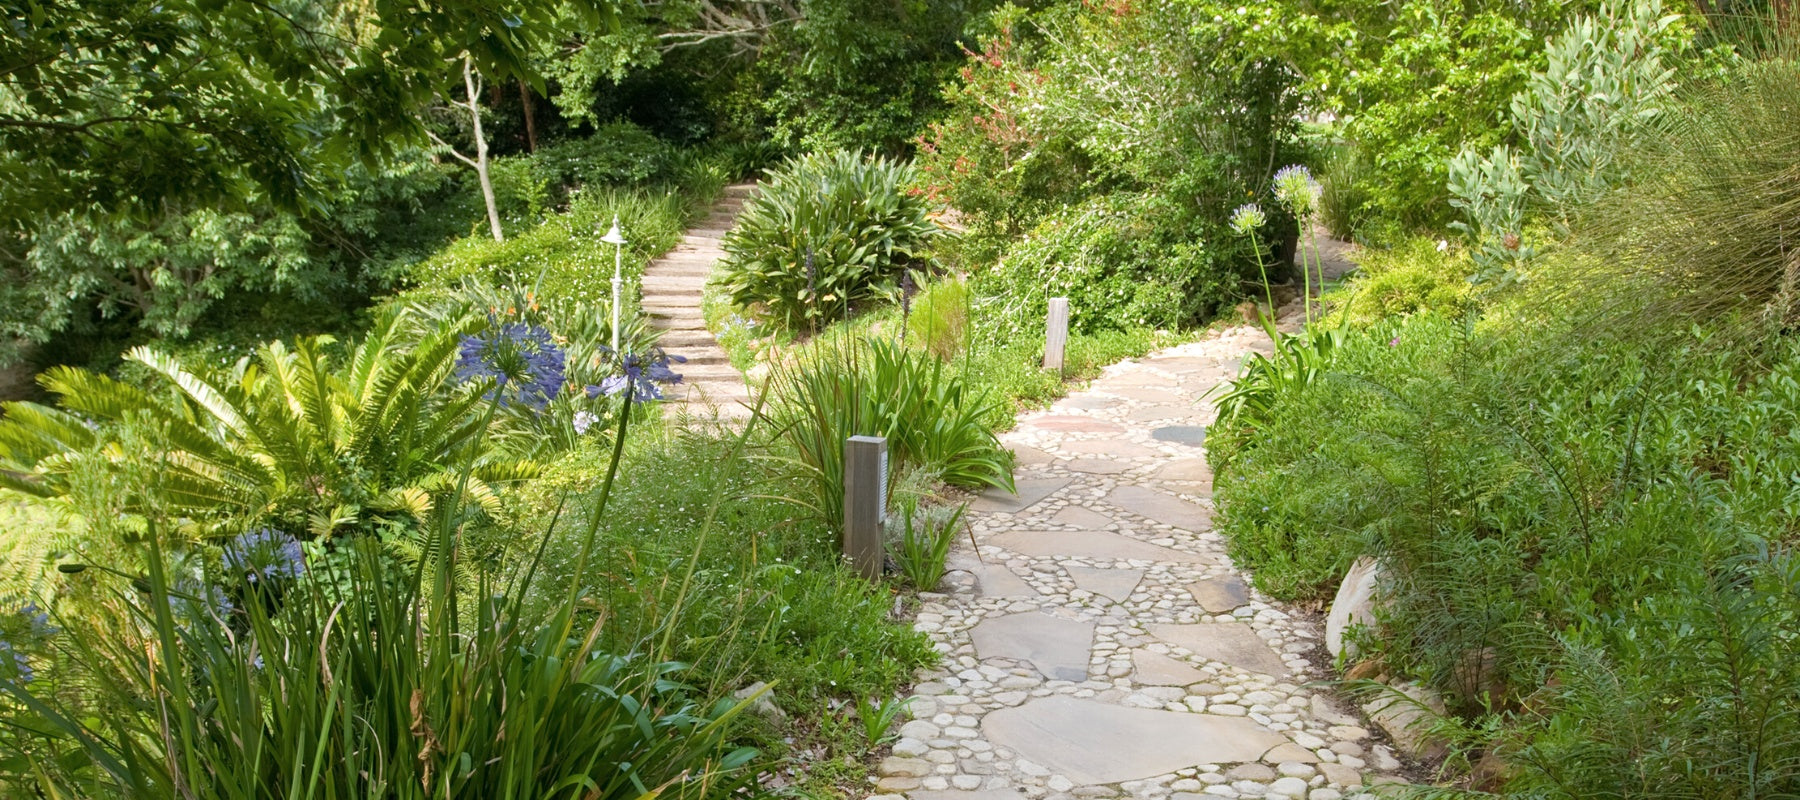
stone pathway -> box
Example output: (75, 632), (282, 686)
(871, 320), (1406, 800)
(642, 183), (754, 422)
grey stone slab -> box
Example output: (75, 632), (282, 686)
(1067, 457), (1130, 475)
(1105, 485), (1213, 531)
(1050, 505), (1115, 529)
(1126, 405), (1201, 423)
(1060, 440), (1161, 458)
(981, 696), (1289, 784)
(1104, 387), (1186, 403)
(1151, 425), (1209, 446)
(1149, 622), (1290, 677)
(910, 790), (1028, 800)
(970, 477), (1071, 513)
(1187, 575), (1250, 613)
(1131, 649), (1211, 686)
(1154, 458), (1214, 485)
(1065, 566), (1143, 601)
(989, 530), (1214, 565)
(1056, 396), (1125, 411)
(1028, 415), (1125, 434)
(975, 563), (1040, 598)
(1139, 357), (1220, 374)
(1009, 445), (1058, 467)
(970, 612), (1094, 681)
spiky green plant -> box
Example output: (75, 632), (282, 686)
(718, 150), (948, 332)
(758, 336), (1012, 531)
(0, 307), (536, 542)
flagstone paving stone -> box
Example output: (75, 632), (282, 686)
(969, 612), (1096, 681)
(873, 280), (1402, 800)
(986, 530), (1213, 565)
(1066, 457), (1130, 475)
(982, 697), (1290, 784)
(970, 478), (1072, 513)
(1105, 485), (1213, 531)
(1188, 575), (1251, 614)
(1065, 566), (1143, 602)
(1149, 425), (1209, 446)
(1149, 622), (1294, 678)
(1130, 649), (1213, 687)
(1049, 506), (1115, 529)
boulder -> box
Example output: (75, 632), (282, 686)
(1325, 556), (1381, 659)
(1361, 682), (1448, 761)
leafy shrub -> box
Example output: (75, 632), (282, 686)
(408, 187), (688, 303)
(1447, 0), (1686, 285)
(1302, 1), (1601, 233)
(917, 0), (1303, 329)
(1325, 236), (1478, 326)
(761, 336), (1012, 530)
(533, 123), (676, 193)
(975, 193), (1239, 343)
(1211, 312), (1800, 790)
(719, 150), (947, 332)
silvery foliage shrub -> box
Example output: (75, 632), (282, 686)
(1449, 0), (1681, 286)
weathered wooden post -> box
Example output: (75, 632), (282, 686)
(843, 435), (888, 580)
(1044, 297), (1070, 373)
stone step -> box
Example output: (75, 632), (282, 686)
(644, 268), (714, 281)
(657, 330), (720, 345)
(655, 254), (723, 266)
(640, 276), (708, 290)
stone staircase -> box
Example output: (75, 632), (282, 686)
(641, 183), (756, 423)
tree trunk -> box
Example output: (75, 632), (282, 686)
(518, 78), (539, 153)
(464, 55), (504, 242)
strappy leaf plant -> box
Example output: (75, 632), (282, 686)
(719, 150), (947, 332)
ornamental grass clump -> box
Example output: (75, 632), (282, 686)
(719, 150), (948, 332)
(761, 336), (1012, 531)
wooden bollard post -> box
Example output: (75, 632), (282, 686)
(843, 435), (888, 580)
(1044, 297), (1070, 373)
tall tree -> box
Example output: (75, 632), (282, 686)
(0, 0), (611, 360)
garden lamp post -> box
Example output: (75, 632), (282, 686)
(601, 215), (627, 353)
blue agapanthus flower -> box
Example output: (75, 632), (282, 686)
(455, 322), (567, 410)
(1, 602), (59, 684)
(588, 347), (686, 403)
(223, 528), (306, 587)
(1229, 203), (1267, 236)
(1272, 164), (1322, 217)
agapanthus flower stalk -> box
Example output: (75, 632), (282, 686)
(454, 322), (567, 410)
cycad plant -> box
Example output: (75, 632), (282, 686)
(0, 370), (761, 797)
(0, 307), (538, 541)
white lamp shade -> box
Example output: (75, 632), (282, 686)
(600, 215), (627, 246)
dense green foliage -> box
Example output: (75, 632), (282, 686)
(918, 0), (1303, 333)
(720, 150), (947, 331)
(1209, 16), (1800, 792)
